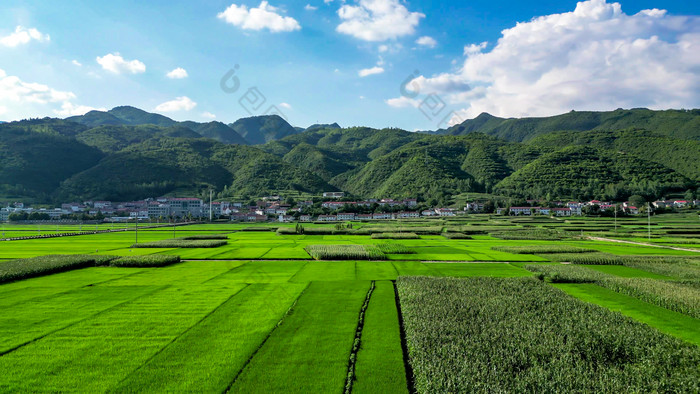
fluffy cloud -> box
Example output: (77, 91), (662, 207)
(385, 96), (419, 108)
(218, 1), (301, 33)
(201, 111), (217, 119)
(359, 66), (385, 77)
(166, 67), (188, 79)
(0, 68), (98, 118)
(54, 102), (106, 117)
(0, 69), (75, 104)
(0, 26), (50, 47)
(279, 102), (292, 109)
(387, 0), (700, 119)
(304, 4), (318, 11)
(71, 60), (82, 67)
(337, 0), (425, 42)
(155, 96), (197, 112)
(416, 36), (437, 48)
(96, 53), (146, 74)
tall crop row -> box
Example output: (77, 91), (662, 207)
(305, 245), (386, 260)
(397, 276), (700, 393)
(0, 255), (117, 284)
(371, 232), (419, 239)
(492, 245), (596, 254)
(131, 239), (227, 248)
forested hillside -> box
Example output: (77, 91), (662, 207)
(443, 109), (700, 142)
(0, 107), (697, 203)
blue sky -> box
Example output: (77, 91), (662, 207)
(0, 0), (698, 130)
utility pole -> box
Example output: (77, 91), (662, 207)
(647, 202), (651, 241)
(614, 203), (617, 233)
(135, 217), (138, 244)
(209, 190), (213, 222)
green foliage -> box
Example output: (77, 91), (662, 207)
(397, 276), (700, 393)
(109, 255), (181, 267)
(371, 232), (420, 239)
(545, 253), (624, 265)
(0, 254), (116, 283)
(305, 244), (385, 260)
(180, 234), (229, 240)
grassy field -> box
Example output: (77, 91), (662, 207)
(0, 213), (698, 392)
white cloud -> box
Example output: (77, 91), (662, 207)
(201, 111), (217, 119)
(463, 42), (487, 56)
(0, 26), (50, 47)
(279, 102), (292, 109)
(218, 1), (301, 33)
(155, 96), (197, 112)
(96, 53), (146, 74)
(71, 60), (82, 67)
(359, 66), (384, 77)
(337, 0), (425, 42)
(166, 67), (188, 79)
(378, 44), (389, 53)
(54, 102), (106, 117)
(0, 69), (75, 104)
(305, 4), (318, 11)
(387, 0), (700, 119)
(385, 96), (419, 108)
(416, 36), (437, 48)
(0, 68), (100, 118)
(0, 105), (7, 116)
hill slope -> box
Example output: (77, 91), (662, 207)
(229, 115), (298, 145)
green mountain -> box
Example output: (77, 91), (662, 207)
(229, 115), (298, 145)
(0, 120), (104, 200)
(444, 108), (700, 142)
(0, 107), (697, 203)
(75, 125), (202, 153)
(180, 121), (248, 145)
(494, 146), (692, 200)
(58, 138), (332, 201)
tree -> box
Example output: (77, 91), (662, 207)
(628, 195), (646, 208)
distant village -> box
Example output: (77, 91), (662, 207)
(1, 191), (698, 223)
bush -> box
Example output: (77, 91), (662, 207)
(0, 255), (117, 284)
(492, 245), (596, 254)
(131, 239), (227, 248)
(110, 255), (181, 267)
(305, 245), (385, 260)
(371, 232), (419, 239)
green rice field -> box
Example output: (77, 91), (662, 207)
(0, 213), (698, 391)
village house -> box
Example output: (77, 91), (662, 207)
(397, 211), (420, 219)
(357, 214), (373, 220)
(509, 207), (533, 215)
(278, 215), (294, 222)
(337, 212), (356, 221)
(299, 214), (312, 222)
(435, 208), (455, 217)
(628, 206), (640, 215)
(373, 213), (392, 220)
(551, 207), (572, 216)
(323, 192), (345, 198)
(673, 200), (689, 208)
(318, 214), (338, 222)
(421, 210), (436, 216)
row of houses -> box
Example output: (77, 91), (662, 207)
(320, 198), (418, 210)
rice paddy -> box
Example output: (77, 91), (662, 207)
(0, 213), (698, 392)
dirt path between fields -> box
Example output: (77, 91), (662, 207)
(587, 236), (700, 253)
